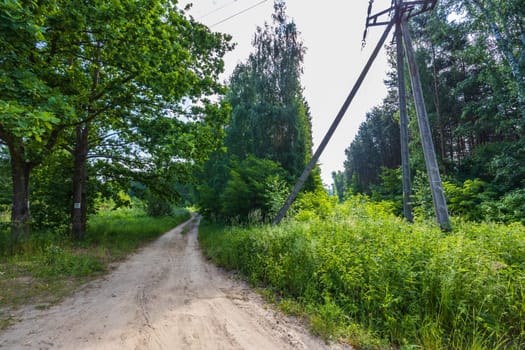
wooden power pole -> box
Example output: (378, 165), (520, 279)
(400, 17), (451, 230)
(396, 19), (413, 223)
(273, 0), (452, 230)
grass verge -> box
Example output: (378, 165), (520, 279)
(0, 207), (190, 330)
(198, 198), (525, 350)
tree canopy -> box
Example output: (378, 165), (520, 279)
(198, 1), (321, 221)
(0, 0), (232, 238)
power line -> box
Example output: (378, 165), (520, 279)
(198, 0), (239, 20)
(210, 0), (269, 28)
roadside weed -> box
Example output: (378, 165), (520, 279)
(199, 199), (525, 349)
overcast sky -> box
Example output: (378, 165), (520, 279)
(181, 0), (394, 184)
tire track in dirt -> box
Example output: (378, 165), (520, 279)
(0, 215), (351, 350)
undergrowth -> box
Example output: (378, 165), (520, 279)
(0, 206), (190, 330)
(198, 197), (525, 349)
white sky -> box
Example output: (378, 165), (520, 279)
(181, 0), (393, 184)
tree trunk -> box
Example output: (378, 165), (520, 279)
(71, 42), (100, 240)
(431, 44), (447, 169)
(10, 151), (32, 241)
(71, 124), (89, 240)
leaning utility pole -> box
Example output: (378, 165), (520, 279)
(396, 19), (413, 222)
(365, 1), (415, 222)
(273, 0), (451, 230)
(400, 17), (451, 230)
(272, 20), (394, 225)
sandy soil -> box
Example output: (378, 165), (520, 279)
(0, 215), (351, 350)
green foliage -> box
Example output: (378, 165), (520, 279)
(36, 244), (104, 278)
(29, 151), (73, 231)
(196, 151), (230, 219)
(224, 2), (312, 181)
(344, 104), (401, 195)
(443, 178), (487, 221)
(483, 188), (525, 225)
(197, 3), (321, 222)
(143, 190), (175, 217)
(220, 156), (287, 221)
(264, 176), (290, 218)
(412, 170), (523, 223)
(371, 167), (403, 215)
(146, 198), (173, 218)
(199, 198), (525, 349)
(0, 205), (190, 258)
(409, 174), (484, 222)
(331, 170), (347, 203)
(85, 207), (190, 257)
(1, 0), (232, 237)
(409, 171), (434, 220)
(0, 148), (10, 208)
(294, 189), (336, 221)
(339, 0), (525, 224)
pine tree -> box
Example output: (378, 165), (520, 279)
(225, 0), (314, 181)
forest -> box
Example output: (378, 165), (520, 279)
(335, 0), (525, 224)
(1, 0), (525, 349)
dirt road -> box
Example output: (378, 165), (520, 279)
(1, 216), (350, 349)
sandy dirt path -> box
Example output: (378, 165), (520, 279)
(0, 215), (350, 350)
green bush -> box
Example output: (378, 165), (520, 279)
(483, 188), (525, 224)
(294, 189), (336, 221)
(443, 178), (487, 221)
(199, 196), (525, 349)
(219, 156), (287, 221)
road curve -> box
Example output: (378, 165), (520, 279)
(0, 215), (350, 350)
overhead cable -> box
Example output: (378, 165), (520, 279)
(198, 0), (239, 20)
(210, 0), (269, 28)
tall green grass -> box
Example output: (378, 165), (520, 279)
(199, 198), (525, 349)
(85, 207), (191, 259)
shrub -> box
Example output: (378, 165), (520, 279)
(294, 189), (336, 221)
(483, 188), (525, 224)
(220, 156), (287, 221)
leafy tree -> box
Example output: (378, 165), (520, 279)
(1, 1), (232, 239)
(461, 0), (525, 121)
(443, 178), (487, 220)
(55, 1), (231, 239)
(0, 1), (76, 239)
(410, 1), (522, 170)
(196, 150), (231, 219)
(370, 167), (403, 215)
